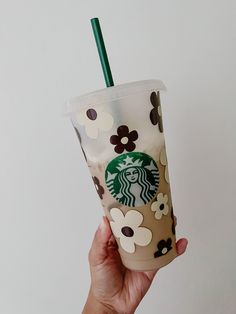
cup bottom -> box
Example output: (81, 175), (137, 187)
(121, 249), (178, 272)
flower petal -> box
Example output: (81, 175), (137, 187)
(156, 193), (164, 202)
(166, 238), (172, 249)
(76, 110), (87, 125)
(163, 194), (168, 204)
(93, 176), (99, 185)
(125, 141), (136, 152)
(157, 239), (167, 250)
(129, 130), (138, 141)
(165, 167), (170, 183)
(150, 92), (158, 108)
(110, 135), (120, 144)
(117, 125), (129, 136)
(114, 144), (124, 154)
(160, 148), (167, 166)
(134, 227), (152, 246)
(154, 210), (163, 220)
(158, 118), (164, 133)
(110, 221), (122, 238)
(124, 210), (143, 228)
(97, 112), (114, 131)
(150, 109), (158, 125)
(120, 236), (135, 253)
(110, 208), (124, 223)
(97, 186), (104, 199)
(162, 205), (169, 216)
(151, 201), (158, 212)
(85, 124), (99, 139)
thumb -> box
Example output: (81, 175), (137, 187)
(88, 216), (112, 267)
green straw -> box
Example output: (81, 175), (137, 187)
(91, 17), (114, 87)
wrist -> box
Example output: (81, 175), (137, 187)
(82, 288), (117, 314)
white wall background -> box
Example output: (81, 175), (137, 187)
(0, 0), (236, 313)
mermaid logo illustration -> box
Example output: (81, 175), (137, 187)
(105, 152), (159, 207)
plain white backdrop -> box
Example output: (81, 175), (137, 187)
(0, 0), (236, 313)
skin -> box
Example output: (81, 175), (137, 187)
(83, 216), (188, 314)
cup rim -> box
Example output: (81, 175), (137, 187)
(65, 79), (166, 114)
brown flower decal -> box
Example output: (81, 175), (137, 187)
(154, 238), (172, 258)
(110, 125), (138, 154)
(150, 91), (163, 133)
(74, 127), (87, 161)
(171, 207), (176, 235)
(92, 176), (105, 200)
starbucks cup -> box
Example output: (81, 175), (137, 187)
(67, 80), (177, 271)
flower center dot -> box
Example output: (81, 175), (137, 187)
(162, 247), (168, 254)
(159, 204), (165, 211)
(121, 137), (129, 144)
(86, 109), (97, 120)
(121, 226), (134, 237)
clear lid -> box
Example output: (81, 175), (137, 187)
(66, 79), (166, 113)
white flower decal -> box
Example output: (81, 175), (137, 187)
(109, 208), (152, 253)
(160, 147), (170, 183)
(151, 193), (169, 220)
(76, 107), (114, 139)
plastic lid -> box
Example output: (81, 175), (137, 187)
(66, 79), (166, 113)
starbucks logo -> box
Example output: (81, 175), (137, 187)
(105, 152), (159, 207)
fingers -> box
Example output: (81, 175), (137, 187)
(145, 238), (188, 280)
(173, 216), (188, 256)
(144, 237), (188, 282)
(176, 238), (188, 256)
(88, 216), (112, 267)
(88, 213), (186, 271)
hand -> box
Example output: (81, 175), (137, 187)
(83, 216), (188, 314)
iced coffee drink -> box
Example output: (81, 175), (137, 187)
(67, 80), (177, 271)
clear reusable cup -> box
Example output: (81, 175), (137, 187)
(67, 80), (177, 271)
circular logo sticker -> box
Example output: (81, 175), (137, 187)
(105, 152), (159, 207)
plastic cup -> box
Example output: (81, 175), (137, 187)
(67, 80), (177, 271)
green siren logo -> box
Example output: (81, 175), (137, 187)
(105, 152), (159, 207)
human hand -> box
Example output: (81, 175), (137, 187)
(83, 216), (188, 314)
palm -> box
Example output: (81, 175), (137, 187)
(90, 237), (156, 313)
